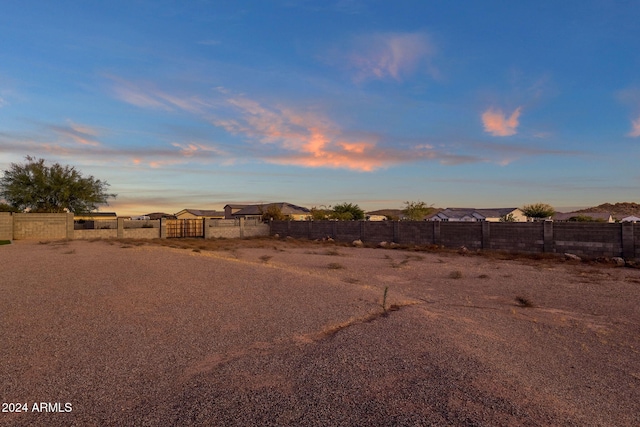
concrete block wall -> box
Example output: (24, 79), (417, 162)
(553, 223), (622, 258)
(205, 218), (269, 239)
(123, 228), (160, 239)
(440, 222), (483, 249)
(0, 212), (12, 240)
(270, 220), (638, 259)
(74, 229), (118, 239)
(13, 213), (73, 240)
(488, 223), (544, 253)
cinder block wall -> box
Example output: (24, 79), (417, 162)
(0, 212), (12, 240)
(13, 213), (73, 240)
(74, 229), (118, 239)
(270, 220), (638, 259)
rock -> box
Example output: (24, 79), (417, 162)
(378, 241), (388, 248)
(326, 237), (334, 242)
(352, 239), (363, 247)
(612, 257), (626, 267)
(564, 253), (582, 261)
(458, 246), (469, 254)
(273, 234), (280, 238)
(389, 242), (400, 249)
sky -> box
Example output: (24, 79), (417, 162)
(1, 0), (639, 216)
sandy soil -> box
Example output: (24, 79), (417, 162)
(1, 238), (639, 426)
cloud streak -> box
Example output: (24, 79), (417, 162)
(628, 116), (640, 137)
(482, 107), (522, 136)
(335, 31), (436, 83)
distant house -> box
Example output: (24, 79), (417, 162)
(74, 212), (118, 221)
(427, 208), (526, 222)
(553, 212), (614, 223)
(231, 203), (311, 221)
(175, 209), (225, 220)
(144, 212), (177, 220)
(366, 209), (404, 221)
(224, 204), (251, 219)
(621, 215), (640, 223)
(365, 215), (387, 221)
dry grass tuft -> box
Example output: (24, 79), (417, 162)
(449, 270), (463, 279)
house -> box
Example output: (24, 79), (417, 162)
(175, 209), (225, 220)
(427, 208), (526, 222)
(553, 212), (614, 222)
(230, 203), (311, 221)
(621, 215), (640, 223)
(144, 212), (177, 220)
(224, 204), (251, 219)
(366, 215), (387, 221)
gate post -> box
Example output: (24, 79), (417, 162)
(160, 218), (167, 239)
(239, 217), (245, 238)
(117, 217), (124, 238)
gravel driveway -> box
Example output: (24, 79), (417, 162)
(1, 238), (639, 426)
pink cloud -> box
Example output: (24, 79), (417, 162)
(345, 32), (436, 82)
(213, 95), (391, 171)
(49, 121), (101, 146)
(482, 107), (522, 136)
(628, 117), (640, 137)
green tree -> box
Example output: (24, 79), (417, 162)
(0, 202), (21, 212)
(260, 204), (286, 221)
(402, 201), (434, 221)
(521, 203), (555, 221)
(310, 206), (332, 220)
(500, 213), (516, 222)
(0, 156), (116, 213)
(332, 202), (365, 220)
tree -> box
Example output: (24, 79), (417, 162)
(310, 206), (332, 220)
(332, 202), (365, 220)
(260, 204), (286, 221)
(521, 203), (555, 221)
(0, 156), (116, 213)
(500, 213), (516, 222)
(0, 202), (20, 212)
(402, 201), (434, 221)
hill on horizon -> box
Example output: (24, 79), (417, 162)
(574, 202), (640, 220)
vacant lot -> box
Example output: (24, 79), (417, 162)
(1, 238), (639, 426)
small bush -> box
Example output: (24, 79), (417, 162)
(327, 262), (345, 270)
(478, 274), (489, 279)
(259, 255), (272, 263)
(515, 296), (534, 308)
(0, 240), (11, 245)
(449, 270), (463, 279)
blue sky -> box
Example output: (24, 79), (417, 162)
(1, 0), (639, 216)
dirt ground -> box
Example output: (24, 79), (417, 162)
(1, 237), (639, 426)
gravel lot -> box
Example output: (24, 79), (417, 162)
(1, 238), (639, 426)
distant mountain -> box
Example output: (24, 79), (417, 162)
(574, 202), (640, 220)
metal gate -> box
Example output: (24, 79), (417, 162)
(165, 219), (204, 238)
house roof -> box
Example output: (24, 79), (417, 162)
(232, 202), (311, 216)
(622, 215), (640, 222)
(224, 204), (251, 209)
(144, 212), (176, 220)
(473, 208), (520, 218)
(177, 209), (225, 217)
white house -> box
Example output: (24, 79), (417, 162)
(427, 208), (526, 222)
